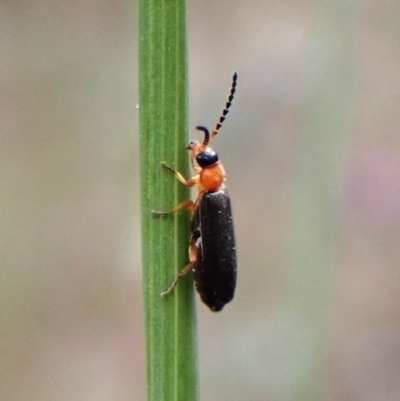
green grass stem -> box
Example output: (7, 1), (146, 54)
(139, 1), (198, 400)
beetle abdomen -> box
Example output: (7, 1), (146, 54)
(192, 188), (237, 312)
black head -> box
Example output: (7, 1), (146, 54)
(196, 149), (219, 168)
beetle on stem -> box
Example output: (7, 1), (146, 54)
(152, 72), (238, 312)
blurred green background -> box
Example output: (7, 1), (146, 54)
(2, 1), (400, 400)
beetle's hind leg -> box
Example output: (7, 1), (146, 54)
(161, 262), (195, 297)
(161, 230), (199, 297)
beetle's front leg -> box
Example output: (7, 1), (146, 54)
(161, 162), (199, 187)
(151, 200), (195, 216)
(150, 162), (198, 215)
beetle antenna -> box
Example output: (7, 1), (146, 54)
(210, 72), (237, 143)
(196, 126), (210, 146)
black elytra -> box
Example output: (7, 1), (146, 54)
(192, 188), (237, 311)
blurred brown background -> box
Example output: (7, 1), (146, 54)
(2, 1), (400, 400)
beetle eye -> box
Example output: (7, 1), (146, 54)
(196, 149), (219, 167)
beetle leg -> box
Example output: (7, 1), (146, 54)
(161, 162), (199, 187)
(161, 262), (195, 297)
(161, 232), (199, 297)
(151, 200), (195, 216)
(152, 162), (199, 215)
